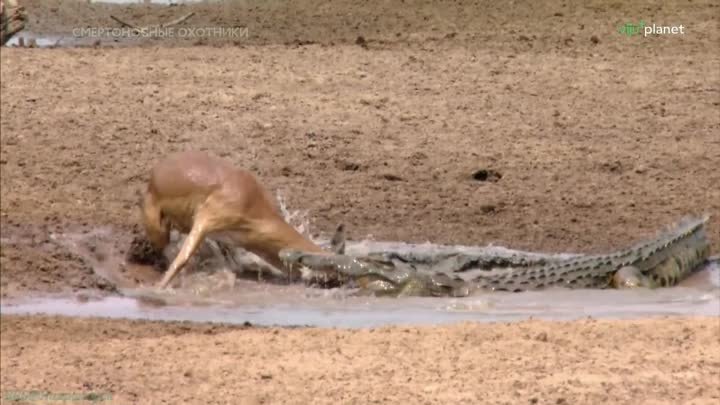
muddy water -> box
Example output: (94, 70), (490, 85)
(1, 227), (718, 328)
(5, 0), (220, 48)
(4, 31), (159, 48)
(1, 264), (718, 328)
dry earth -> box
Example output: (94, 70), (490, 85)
(1, 315), (719, 405)
(0, 0), (719, 404)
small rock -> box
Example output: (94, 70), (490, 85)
(335, 160), (360, 171)
(280, 166), (293, 176)
(382, 174), (404, 181)
(472, 169), (502, 182)
(590, 35), (600, 44)
(480, 204), (497, 214)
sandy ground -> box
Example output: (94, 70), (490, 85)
(1, 315), (719, 405)
(1, 0), (719, 403)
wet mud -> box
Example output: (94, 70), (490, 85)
(2, 225), (717, 328)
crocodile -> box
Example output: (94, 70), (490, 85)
(278, 215), (711, 297)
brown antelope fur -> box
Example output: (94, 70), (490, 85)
(141, 150), (332, 289)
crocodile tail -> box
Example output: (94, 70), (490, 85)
(639, 216), (711, 285)
(472, 215), (710, 292)
(622, 215), (709, 262)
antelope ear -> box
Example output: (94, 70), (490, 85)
(330, 223), (346, 255)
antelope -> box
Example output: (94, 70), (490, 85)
(140, 150), (343, 289)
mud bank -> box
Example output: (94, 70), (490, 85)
(2, 43), (719, 296)
(1, 315), (719, 405)
(1, 1), (719, 402)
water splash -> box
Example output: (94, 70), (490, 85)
(276, 191), (315, 240)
